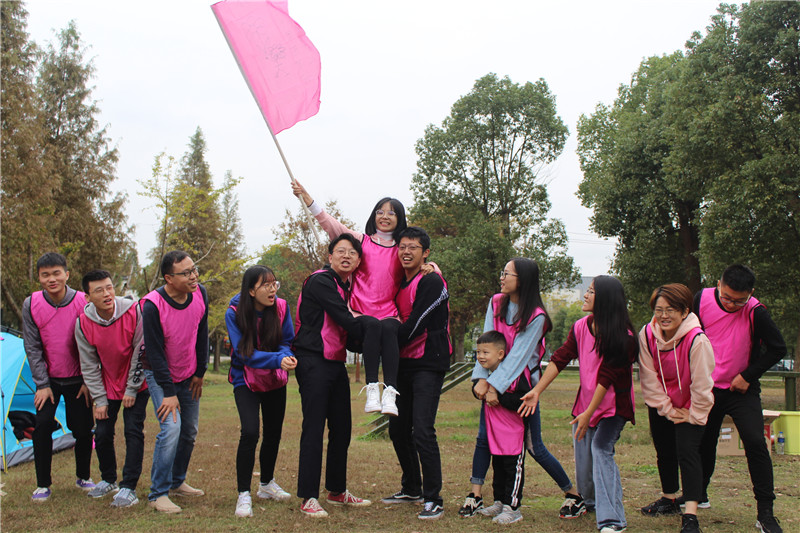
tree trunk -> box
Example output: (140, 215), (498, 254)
(214, 334), (222, 373)
(452, 319), (467, 362)
(677, 203), (702, 293)
(2, 280), (24, 326)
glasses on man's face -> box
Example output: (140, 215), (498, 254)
(257, 281), (281, 292)
(499, 271), (518, 279)
(90, 285), (114, 296)
(398, 244), (422, 252)
(170, 266), (199, 278)
(719, 294), (750, 307)
(376, 209), (396, 217)
(332, 248), (359, 258)
(653, 307), (680, 317)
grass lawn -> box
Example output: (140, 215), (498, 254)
(1, 368), (797, 532)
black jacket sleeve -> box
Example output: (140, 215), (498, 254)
(307, 273), (361, 338)
(742, 305), (786, 384)
(397, 274), (448, 347)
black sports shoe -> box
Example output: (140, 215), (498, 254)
(380, 490), (423, 504)
(756, 512), (783, 533)
(418, 501), (444, 520)
(680, 513), (702, 533)
(458, 493), (483, 517)
(560, 494), (587, 519)
(640, 496), (680, 516)
(676, 494), (710, 509)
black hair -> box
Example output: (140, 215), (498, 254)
(591, 275), (635, 367)
(36, 252), (67, 273)
(721, 264), (756, 292)
(160, 250), (190, 279)
(397, 226), (430, 250)
(82, 269), (112, 293)
(477, 330), (507, 352)
(364, 197), (407, 242)
(328, 234), (363, 256)
(496, 258), (552, 335)
(236, 266), (282, 358)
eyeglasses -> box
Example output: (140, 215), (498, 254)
(169, 266), (199, 278)
(653, 307), (680, 317)
(90, 285), (114, 296)
(398, 244), (423, 252)
(257, 281), (281, 292)
(719, 294), (750, 307)
(332, 248), (359, 258)
(499, 271), (518, 279)
(376, 209), (396, 217)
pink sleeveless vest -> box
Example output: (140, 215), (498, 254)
(699, 287), (760, 389)
(30, 290), (86, 378)
(349, 236), (404, 319)
(295, 270), (348, 362)
(645, 324), (702, 409)
(78, 304), (146, 400)
(491, 294), (547, 370)
(229, 298), (289, 392)
(396, 271), (450, 359)
(141, 289), (206, 383)
(485, 367), (531, 455)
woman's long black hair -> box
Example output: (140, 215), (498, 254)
(496, 258), (552, 335)
(236, 266), (282, 358)
(364, 197), (407, 242)
(591, 275), (634, 367)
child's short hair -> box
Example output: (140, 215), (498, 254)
(476, 330), (507, 352)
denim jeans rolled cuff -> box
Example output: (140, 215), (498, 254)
(470, 403), (490, 485)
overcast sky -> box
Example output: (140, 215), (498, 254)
(23, 0), (726, 277)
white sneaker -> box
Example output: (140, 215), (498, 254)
(257, 479), (291, 501)
(493, 504), (523, 524)
(381, 385), (399, 416)
(235, 491), (253, 517)
(362, 382), (381, 413)
(479, 500), (504, 517)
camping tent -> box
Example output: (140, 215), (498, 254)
(1, 331), (75, 470)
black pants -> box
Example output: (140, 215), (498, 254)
(492, 451), (525, 509)
(234, 385), (287, 493)
(387, 367), (444, 505)
(33, 380), (94, 487)
(700, 387), (774, 508)
(359, 316), (400, 388)
(295, 355), (351, 499)
(94, 391), (149, 490)
(647, 406), (704, 501)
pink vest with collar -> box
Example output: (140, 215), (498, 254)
(30, 290), (86, 378)
(491, 294), (547, 371)
(485, 367), (531, 455)
(645, 324), (703, 409)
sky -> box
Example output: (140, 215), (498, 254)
(22, 0), (727, 277)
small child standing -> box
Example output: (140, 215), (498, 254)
(472, 330), (530, 525)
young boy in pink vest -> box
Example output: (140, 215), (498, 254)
(694, 264), (786, 533)
(23, 252), (96, 501)
(140, 251), (209, 513)
(75, 269), (149, 507)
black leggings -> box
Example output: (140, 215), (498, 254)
(359, 316), (400, 388)
(647, 406), (704, 501)
(233, 385), (287, 493)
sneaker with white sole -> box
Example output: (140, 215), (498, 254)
(381, 489), (423, 504)
(677, 494), (710, 509)
(418, 501), (444, 520)
(493, 505), (523, 524)
(381, 385), (399, 416)
(479, 500), (504, 517)
(111, 487), (139, 508)
(326, 489), (371, 506)
(458, 493), (484, 517)
(257, 479), (291, 501)
(300, 497), (328, 518)
(75, 478), (96, 491)
(235, 491), (253, 517)
(362, 382), (382, 413)
(599, 525), (627, 532)
(32, 487), (51, 502)
(756, 511), (783, 533)
(560, 494), (587, 518)
(88, 480), (118, 498)
(170, 481), (204, 497)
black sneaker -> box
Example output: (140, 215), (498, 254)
(756, 512), (783, 533)
(640, 496), (680, 516)
(418, 501), (444, 520)
(676, 495), (710, 509)
(681, 513), (702, 533)
(458, 493), (483, 517)
(380, 490), (423, 504)
(560, 494), (587, 519)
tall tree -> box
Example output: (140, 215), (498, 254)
(411, 73), (579, 358)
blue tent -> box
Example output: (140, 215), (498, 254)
(1, 331), (75, 470)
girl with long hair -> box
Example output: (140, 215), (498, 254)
(226, 266), (297, 518)
(518, 275), (637, 533)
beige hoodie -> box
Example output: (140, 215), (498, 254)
(638, 312), (715, 425)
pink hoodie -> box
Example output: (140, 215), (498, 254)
(638, 313), (715, 425)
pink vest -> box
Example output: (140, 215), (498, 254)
(349, 236), (404, 319)
(141, 289), (206, 383)
(229, 298), (289, 392)
(30, 290), (86, 378)
(645, 324), (702, 409)
(78, 304), (146, 400)
(295, 270), (348, 362)
(699, 288), (760, 389)
(485, 367), (530, 455)
(572, 316), (634, 427)
(396, 271), (451, 359)
(492, 294), (547, 371)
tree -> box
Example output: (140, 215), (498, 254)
(548, 302), (586, 354)
(411, 73), (579, 359)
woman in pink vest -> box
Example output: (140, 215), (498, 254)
(519, 275), (636, 533)
(226, 266), (298, 518)
(637, 283), (714, 533)
(459, 258), (581, 519)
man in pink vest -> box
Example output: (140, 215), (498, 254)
(140, 251), (209, 513)
(23, 252), (95, 501)
(76, 269), (148, 507)
(694, 264), (786, 533)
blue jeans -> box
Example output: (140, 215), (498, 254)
(573, 415), (627, 529)
(470, 403), (573, 493)
(145, 371), (200, 500)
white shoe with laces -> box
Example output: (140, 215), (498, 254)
(235, 491), (253, 517)
(381, 385), (399, 416)
(362, 382), (382, 413)
(257, 479), (291, 501)
(479, 500), (504, 517)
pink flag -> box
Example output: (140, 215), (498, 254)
(212, 0), (321, 134)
